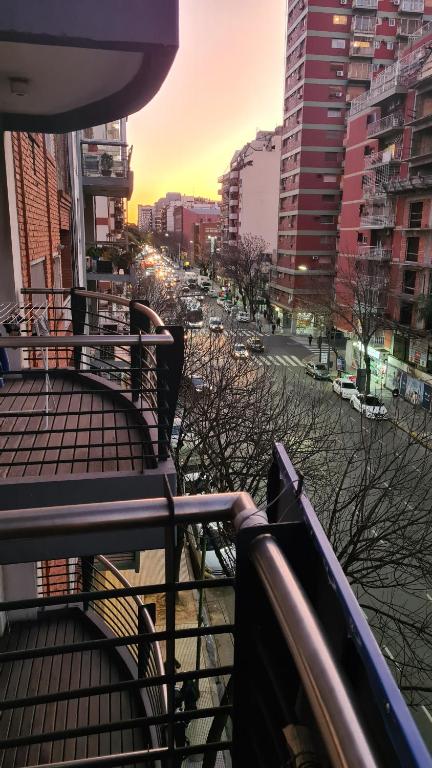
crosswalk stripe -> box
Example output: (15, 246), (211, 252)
(275, 355), (288, 365)
(261, 357), (272, 366)
(266, 356), (280, 366)
(290, 355), (305, 367)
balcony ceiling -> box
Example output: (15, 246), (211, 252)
(0, 0), (179, 132)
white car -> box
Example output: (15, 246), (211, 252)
(192, 523), (235, 577)
(209, 316), (224, 332)
(236, 311), (249, 323)
(350, 393), (388, 419)
(332, 378), (359, 400)
(232, 343), (249, 359)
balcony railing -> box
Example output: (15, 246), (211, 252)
(360, 207), (395, 227)
(364, 146), (403, 167)
(0, 444), (429, 767)
(348, 62), (372, 80)
(350, 40), (375, 56)
(398, 17), (423, 36)
(0, 288), (183, 480)
(367, 111), (405, 137)
(352, 15), (376, 33)
(400, 0), (424, 12)
(352, 0), (378, 8)
(81, 140), (133, 199)
(350, 45), (427, 116)
(385, 174), (432, 193)
(357, 245), (393, 260)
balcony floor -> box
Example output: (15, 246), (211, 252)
(0, 609), (148, 767)
(0, 375), (148, 479)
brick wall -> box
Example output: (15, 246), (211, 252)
(12, 132), (67, 290)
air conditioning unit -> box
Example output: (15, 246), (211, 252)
(334, 91), (343, 97)
(393, 0), (399, 5)
(336, 70), (344, 77)
(340, 0), (347, 5)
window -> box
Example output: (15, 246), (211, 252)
(319, 215), (335, 224)
(409, 201), (423, 228)
(323, 174), (338, 183)
(322, 194), (336, 201)
(389, 17), (396, 26)
(331, 39), (346, 48)
(327, 109), (342, 118)
(374, 40), (381, 48)
(333, 14), (347, 24)
(387, 41), (394, 50)
(406, 237), (419, 262)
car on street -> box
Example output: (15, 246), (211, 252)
(208, 289), (218, 298)
(236, 310), (249, 323)
(246, 336), (265, 353)
(232, 343), (249, 359)
(216, 297), (225, 307)
(190, 523), (235, 577)
(304, 361), (331, 381)
(190, 375), (212, 393)
(209, 316), (224, 332)
(223, 302), (235, 313)
(350, 393), (388, 419)
(332, 378), (359, 400)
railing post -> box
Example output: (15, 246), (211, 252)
(137, 603), (155, 678)
(71, 287), (86, 370)
(81, 555), (94, 612)
(156, 325), (184, 461)
(129, 300), (150, 403)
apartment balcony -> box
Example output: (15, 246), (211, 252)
(360, 206), (395, 228)
(347, 62), (372, 81)
(367, 111), (405, 138)
(352, 0), (378, 8)
(81, 141), (134, 199)
(352, 15), (376, 34)
(229, 225), (238, 234)
(400, 0), (424, 12)
(357, 245), (393, 261)
(0, 288), (183, 508)
(364, 146), (403, 168)
(0, 443), (429, 767)
(350, 39), (375, 57)
(410, 136), (432, 166)
(0, 0), (178, 132)
(384, 173), (432, 193)
(229, 185), (239, 193)
(397, 18), (423, 36)
(229, 211), (238, 220)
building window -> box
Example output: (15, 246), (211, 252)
(323, 174), (338, 182)
(406, 236), (420, 262)
(333, 15), (347, 24)
(403, 270), (416, 295)
(374, 40), (381, 48)
(331, 39), (346, 48)
(387, 41), (394, 50)
(322, 194), (336, 201)
(389, 17), (396, 25)
(327, 109), (342, 118)
(409, 201), (423, 228)
(319, 215), (335, 224)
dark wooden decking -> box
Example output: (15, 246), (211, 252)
(0, 375), (149, 478)
(0, 609), (149, 767)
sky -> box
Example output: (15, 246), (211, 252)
(127, 0), (286, 222)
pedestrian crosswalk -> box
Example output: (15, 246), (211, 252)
(253, 353), (305, 368)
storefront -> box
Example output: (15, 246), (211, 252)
(385, 354), (432, 412)
(352, 341), (387, 385)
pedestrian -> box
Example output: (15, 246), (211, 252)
(258, 320), (262, 333)
(263, 310), (267, 320)
(308, 334), (313, 347)
(276, 317), (281, 329)
(271, 322), (276, 335)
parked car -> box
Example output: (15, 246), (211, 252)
(216, 297), (225, 307)
(209, 316), (224, 332)
(350, 393), (388, 419)
(332, 378), (359, 400)
(246, 336), (265, 353)
(208, 289), (218, 298)
(223, 302), (235, 314)
(190, 523), (235, 577)
(190, 375), (212, 393)
(232, 343), (249, 359)
(304, 361), (331, 381)
(236, 311), (249, 323)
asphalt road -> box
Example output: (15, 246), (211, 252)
(161, 268), (432, 748)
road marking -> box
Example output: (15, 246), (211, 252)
(261, 357), (272, 366)
(290, 355), (305, 367)
(421, 705), (432, 725)
(383, 645), (395, 660)
(266, 356), (281, 366)
(427, 593), (432, 602)
(275, 355), (290, 365)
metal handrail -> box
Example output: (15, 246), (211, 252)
(96, 554), (168, 715)
(251, 534), (377, 768)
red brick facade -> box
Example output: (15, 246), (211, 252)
(12, 132), (71, 290)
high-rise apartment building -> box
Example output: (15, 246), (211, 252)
(138, 204), (153, 232)
(219, 129), (281, 258)
(275, 0), (430, 333)
(338, 20), (432, 396)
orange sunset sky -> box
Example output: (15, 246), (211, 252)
(128, 0), (286, 222)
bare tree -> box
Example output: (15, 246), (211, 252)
(304, 408), (432, 706)
(218, 234), (269, 320)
